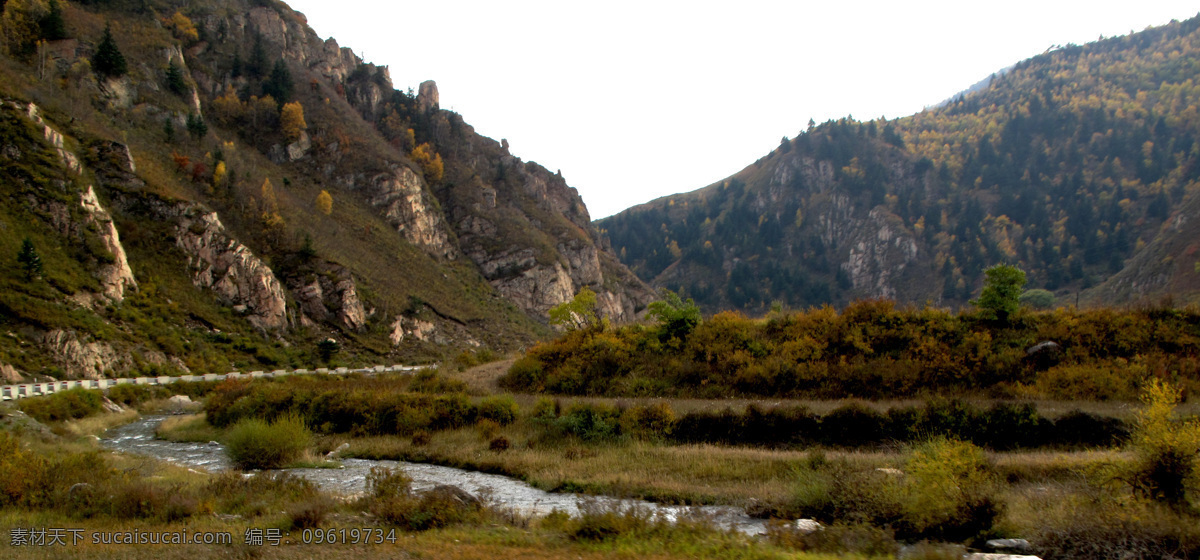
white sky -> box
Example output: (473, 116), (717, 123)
(286, 0), (1199, 219)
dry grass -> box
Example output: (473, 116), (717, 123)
(57, 409), (139, 438)
(156, 413), (222, 443)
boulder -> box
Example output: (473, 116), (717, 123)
(423, 484), (481, 509)
(986, 539), (1032, 553)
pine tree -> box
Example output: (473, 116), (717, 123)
(263, 59), (293, 104)
(186, 113), (207, 139)
(17, 238), (43, 280)
(91, 23), (127, 79)
(39, 0), (67, 41)
(165, 60), (187, 95)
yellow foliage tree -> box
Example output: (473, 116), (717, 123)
(280, 101), (306, 143)
(163, 11), (199, 43)
(315, 189), (332, 215)
(1, 0), (48, 56)
(410, 142), (444, 183)
(260, 178), (277, 214)
(212, 161), (227, 189)
(211, 85), (244, 125)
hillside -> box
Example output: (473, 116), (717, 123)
(0, 0), (650, 382)
(599, 14), (1200, 313)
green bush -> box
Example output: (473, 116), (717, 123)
(476, 395), (518, 425)
(224, 414), (312, 469)
(897, 438), (1001, 540)
(17, 388), (103, 422)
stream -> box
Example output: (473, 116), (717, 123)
(102, 416), (774, 535)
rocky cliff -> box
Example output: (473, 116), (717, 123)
(0, 0), (653, 381)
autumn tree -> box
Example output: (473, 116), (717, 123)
(91, 23), (126, 79)
(280, 101), (306, 142)
(315, 189), (332, 215)
(163, 11), (198, 43)
(2, 0), (48, 56)
(212, 161), (227, 190)
(247, 95), (277, 129)
(211, 85), (244, 124)
(410, 142), (444, 183)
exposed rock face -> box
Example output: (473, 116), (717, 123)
(79, 186), (137, 302)
(40, 330), (130, 380)
(418, 80), (439, 113)
(173, 206), (288, 331)
(390, 316), (437, 345)
(18, 102), (82, 175)
(287, 131), (311, 161)
(1, 363), (21, 383)
(345, 166), (457, 259)
(441, 129), (653, 321)
(289, 265), (368, 332)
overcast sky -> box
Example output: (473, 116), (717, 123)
(285, 0), (1199, 219)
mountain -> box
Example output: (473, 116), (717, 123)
(599, 14), (1200, 313)
(0, 0), (650, 382)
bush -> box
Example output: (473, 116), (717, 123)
(18, 388), (103, 422)
(897, 438), (1001, 540)
(476, 395), (518, 425)
(224, 415), (312, 469)
(556, 403), (622, 442)
(1126, 379), (1200, 506)
(367, 467), (480, 531)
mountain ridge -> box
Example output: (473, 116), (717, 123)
(0, 0), (650, 381)
(599, 13), (1200, 313)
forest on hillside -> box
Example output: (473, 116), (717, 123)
(601, 15), (1200, 313)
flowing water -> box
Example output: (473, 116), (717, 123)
(102, 416), (774, 535)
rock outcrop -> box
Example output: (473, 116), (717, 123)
(79, 186), (137, 303)
(0, 363), (21, 383)
(173, 206), (288, 331)
(351, 165), (457, 259)
(290, 265), (368, 332)
(40, 330), (130, 380)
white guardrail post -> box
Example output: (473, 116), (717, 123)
(0, 364), (427, 401)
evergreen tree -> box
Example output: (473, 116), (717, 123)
(165, 60), (187, 95)
(186, 113), (207, 139)
(91, 24), (127, 79)
(17, 238), (43, 280)
(247, 33), (267, 78)
(262, 59), (293, 104)
(39, 0), (67, 41)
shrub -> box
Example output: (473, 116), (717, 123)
(476, 395), (518, 425)
(569, 501), (653, 541)
(619, 402), (675, 439)
(1126, 379), (1200, 506)
(897, 438), (1001, 540)
(18, 388), (103, 423)
(224, 415), (312, 469)
(556, 402), (622, 442)
(821, 402), (886, 446)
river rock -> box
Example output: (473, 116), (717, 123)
(964, 555), (1041, 560)
(795, 519), (821, 533)
(986, 539), (1032, 553)
(424, 484), (481, 509)
(324, 442), (350, 459)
